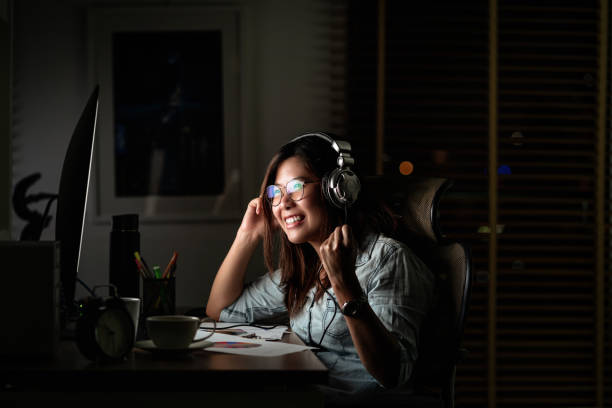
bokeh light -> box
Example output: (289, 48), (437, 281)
(399, 161), (414, 175)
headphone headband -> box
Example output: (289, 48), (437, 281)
(290, 132), (355, 168)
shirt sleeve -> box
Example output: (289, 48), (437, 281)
(219, 269), (289, 323)
(366, 242), (434, 388)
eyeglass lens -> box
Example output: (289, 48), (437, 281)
(266, 179), (305, 206)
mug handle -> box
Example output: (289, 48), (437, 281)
(198, 317), (217, 340)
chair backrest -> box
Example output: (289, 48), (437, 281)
(366, 176), (452, 246)
(365, 176), (472, 405)
(412, 242), (472, 390)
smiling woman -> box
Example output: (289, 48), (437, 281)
(269, 157), (326, 246)
(206, 132), (434, 404)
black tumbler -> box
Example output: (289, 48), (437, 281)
(109, 214), (140, 298)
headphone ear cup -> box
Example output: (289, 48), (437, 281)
(322, 169), (361, 209)
(321, 171), (335, 206)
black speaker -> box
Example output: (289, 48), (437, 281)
(0, 241), (60, 359)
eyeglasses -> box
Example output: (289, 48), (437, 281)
(265, 178), (320, 207)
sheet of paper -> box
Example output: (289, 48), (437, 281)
(200, 332), (315, 357)
(197, 322), (289, 341)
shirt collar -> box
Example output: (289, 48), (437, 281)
(355, 232), (379, 266)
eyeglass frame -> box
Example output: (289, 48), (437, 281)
(265, 178), (321, 207)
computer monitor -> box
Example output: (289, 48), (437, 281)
(55, 85), (99, 316)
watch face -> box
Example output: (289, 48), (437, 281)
(342, 300), (359, 316)
(95, 308), (134, 359)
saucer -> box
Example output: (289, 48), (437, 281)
(135, 339), (213, 354)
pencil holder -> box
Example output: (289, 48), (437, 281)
(142, 277), (176, 319)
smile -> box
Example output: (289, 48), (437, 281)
(285, 215), (305, 227)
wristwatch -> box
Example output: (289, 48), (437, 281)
(340, 293), (368, 317)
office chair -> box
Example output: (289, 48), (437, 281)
(408, 240), (472, 408)
(365, 176), (472, 408)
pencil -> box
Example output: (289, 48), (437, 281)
(170, 253), (178, 277)
(133, 257), (148, 279)
(170, 258), (177, 277)
(134, 251), (152, 278)
(163, 251), (178, 278)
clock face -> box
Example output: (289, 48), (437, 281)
(94, 308), (134, 359)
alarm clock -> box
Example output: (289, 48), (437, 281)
(75, 295), (135, 361)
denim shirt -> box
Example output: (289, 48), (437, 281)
(220, 233), (434, 393)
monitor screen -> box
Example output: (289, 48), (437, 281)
(55, 86), (99, 317)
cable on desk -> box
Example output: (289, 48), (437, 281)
(198, 323), (282, 331)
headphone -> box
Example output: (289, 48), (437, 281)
(289, 132), (361, 210)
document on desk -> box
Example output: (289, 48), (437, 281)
(199, 333), (315, 357)
(198, 322), (289, 341)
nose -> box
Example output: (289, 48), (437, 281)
(280, 190), (295, 208)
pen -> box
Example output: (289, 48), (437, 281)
(134, 255), (149, 278)
(163, 251), (178, 278)
(170, 261), (177, 277)
(133, 257), (148, 278)
(134, 251), (152, 277)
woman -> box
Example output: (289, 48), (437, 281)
(206, 134), (434, 397)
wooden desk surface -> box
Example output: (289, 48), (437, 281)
(1, 333), (328, 392)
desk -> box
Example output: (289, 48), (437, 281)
(0, 332), (327, 392)
(0, 333), (327, 408)
(1, 333), (328, 408)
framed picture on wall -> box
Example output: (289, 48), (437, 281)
(88, 7), (242, 221)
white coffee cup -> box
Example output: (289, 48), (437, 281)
(146, 315), (215, 349)
(120, 297), (141, 342)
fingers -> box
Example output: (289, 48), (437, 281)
(248, 197), (262, 215)
(321, 225), (352, 252)
(331, 227), (341, 250)
(332, 225), (351, 249)
(319, 225), (356, 288)
(341, 224), (351, 248)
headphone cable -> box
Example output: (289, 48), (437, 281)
(308, 264), (341, 350)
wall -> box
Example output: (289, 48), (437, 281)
(11, 0), (339, 308)
(0, 0), (10, 239)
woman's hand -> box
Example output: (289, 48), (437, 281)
(207, 197), (269, 320)
(319, 225), (361, 302)
(238, 197), (267, 242)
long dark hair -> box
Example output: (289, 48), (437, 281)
(260, 135), (400, 316)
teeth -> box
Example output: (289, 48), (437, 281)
(285, 215), (304, 225)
